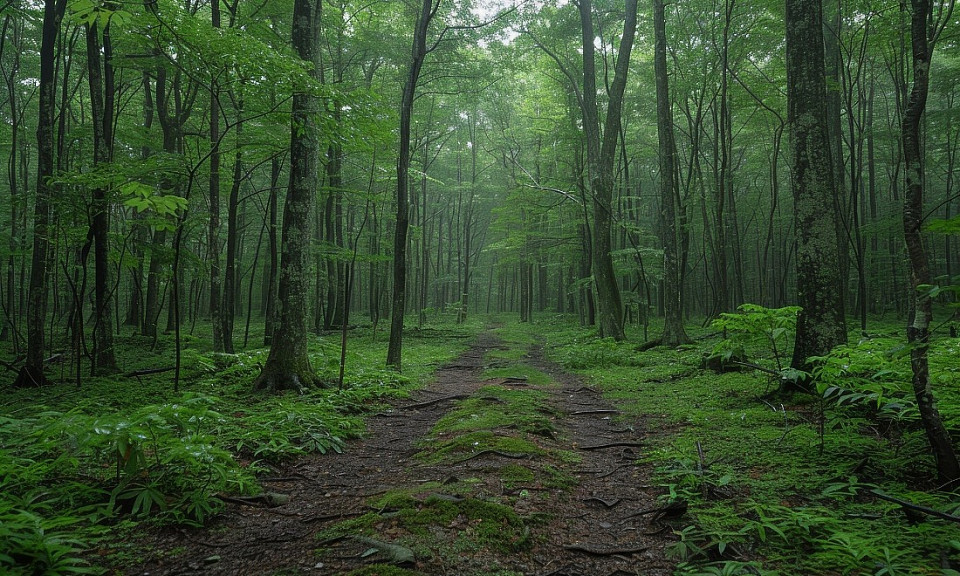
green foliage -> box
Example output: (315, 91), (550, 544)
(0, 322), (478, 573)
(0, 493), (97, 576)
(555, 337), (645, 369)
(709, 304), (801, 371)
(532, 315), (960, 575)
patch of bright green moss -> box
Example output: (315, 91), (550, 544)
(433, 385), (557, 436)
(417, 431), (545, 465)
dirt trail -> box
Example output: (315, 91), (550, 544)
(127, 332), (675, 576)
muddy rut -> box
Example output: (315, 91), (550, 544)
(128, 332), (676, 576)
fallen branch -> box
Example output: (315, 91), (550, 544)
(455, 449), (532, 463)
(581, 442), (645, 451)
(562, 544), (647, 556)
(729, 360), (781, 376)
(124, 366), (176, 378)
(395, 394), (470, 410)
(871, 490), (960, 524)
(303, 511), (366, 523)
(618, 500), (688, 523)
(571, 409), (620, 416)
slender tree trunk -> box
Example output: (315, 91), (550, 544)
(263, 156), (280, 345)
(900, 0), (960, 487)
(85, 15), (118, 375)
(14, 0), (66, 387)
(208, 0), (223, 353)
(222, 104), (242, 354)
(2, 11), (22, 346)
(387, 0), (438, 370)
(254, 0), (323, 392)
(654, 0), (689, 346)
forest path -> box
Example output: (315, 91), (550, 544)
(127, 330), (675, 576)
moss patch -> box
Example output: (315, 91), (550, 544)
(433, 385), (557, 437)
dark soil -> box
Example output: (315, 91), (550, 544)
(123, 332), (677, 575)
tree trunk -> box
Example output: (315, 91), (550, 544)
(208, 0), (223, 353)
(14, 0), (65, 387)
(654, 0), (689, 346)
(222, 108), (242, 354)
(85, 15), (118, 375)
(900, 0), (960, 487)
(578, 0), (636, 341)
(786, 0), (847, 372)
(263, 156), (280, 345)
(1, 11), (23, 347)
(254, 0), (323, 392)
(387, 0), (439, 370)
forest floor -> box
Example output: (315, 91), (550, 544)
(122, 330), (677, 576)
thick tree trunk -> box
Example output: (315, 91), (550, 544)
(786, 0), (847, 372)
(578, 0), (636, 341)
(254, 0), (323, 392)
(14, 0), (65, 387)
(654, 0), (689, 346)
(387, 0), (438, 370)
(900, 0), (960, 487)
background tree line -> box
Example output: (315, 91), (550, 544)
(1, 0), (958, 391)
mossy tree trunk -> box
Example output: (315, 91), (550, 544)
(578, 0), (637, 342)
(254, 0), (323, 392)
(785, 0), (847, 372)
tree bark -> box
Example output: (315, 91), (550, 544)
(14, 0), (66, 387)
(900, 0), (960, 487)
(222, 106), (242, 354)
(85, 14), (118, 375)
(254, 0), (323, 392)
(578, 0), (637, 341)
(387, 0), (439, 370)
(786, 0), (847, 372)
(208, 0), (224, 353)
(653, 0), (689, 346)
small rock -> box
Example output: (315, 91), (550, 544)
(203, 555), (221, 565)
(314, 563), (325, 569)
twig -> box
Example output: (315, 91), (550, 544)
(455, 449), (532, 463)
(571, 409), (621, 416)
(581, 442), (645, 451)
(730, 360), (780, 376)
(870, 490), (960, 523)
(395, 394), (470, 410)
(124, 366), (176, 378)
(562, 544), (647, 556)
(303, 511), (366, 523)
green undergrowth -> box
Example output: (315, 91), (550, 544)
(525, 313), (960, 576)
(0, 320), (479, 575)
